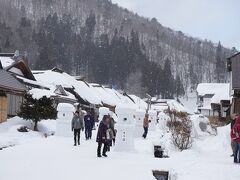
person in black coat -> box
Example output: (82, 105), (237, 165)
(96, 115), (109, 157)
(84, 111), (95, 140)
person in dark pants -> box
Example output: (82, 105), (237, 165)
(84, 111), (95, 140)
(71, 111), (84, 146)
(96, 115), (109, 157)
(231, 116), (240, 163)
(142, 113), (149, 139)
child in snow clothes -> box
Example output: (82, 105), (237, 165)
(96, 115), (109, 157)
(72, 111), (84, 146)
(231, 116), (240, 163)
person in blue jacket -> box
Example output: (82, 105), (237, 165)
(84, 111), (94, 140)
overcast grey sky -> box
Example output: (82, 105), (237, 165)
(112, 0), (240, 50)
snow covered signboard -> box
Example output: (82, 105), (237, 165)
(56, 103), (75, 137)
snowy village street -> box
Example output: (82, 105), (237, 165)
(1, 117), (240, 180)
(0, 0), (240, 180)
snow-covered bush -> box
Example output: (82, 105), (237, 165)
(167, 110), (193, 151)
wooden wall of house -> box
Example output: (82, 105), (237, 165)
(232, 98), (240, 115)
(0, 94), (7, 123)
(7, 94), (24, 117)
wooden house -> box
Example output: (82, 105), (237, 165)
(0, 69), (26, 122)
(227, 52), (240, 114)
(196, 83), (230, 118)
(0, 52), (36, 121)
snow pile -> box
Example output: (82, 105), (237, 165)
(0, 117), (55, 148)
(0, 56), (14, 68)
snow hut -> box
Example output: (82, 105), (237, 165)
(56, 103), (75, 137)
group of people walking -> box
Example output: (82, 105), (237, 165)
(71, 110), (116, 157)
(71, 110), (95, 146)
(230, 114), (240, 163)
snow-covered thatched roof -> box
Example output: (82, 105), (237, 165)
(32, 70), (102, 105)
(89, 84), (119, 107)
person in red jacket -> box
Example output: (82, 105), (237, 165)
(231, 116), (240, 163)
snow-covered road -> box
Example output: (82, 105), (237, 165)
(0, 118), (240, 180)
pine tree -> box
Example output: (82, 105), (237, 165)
(176, 75), (185, 98)
(188, 63), (198, 91)
(162, 59), (174, 98)
(18, 94), (57, 131)
(215, 42), (225, 83)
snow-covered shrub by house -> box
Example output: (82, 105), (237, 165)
(18, 94), (57, 131)
(167, 110), (193, 151)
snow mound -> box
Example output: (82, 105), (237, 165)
(191, 114), (217, 138)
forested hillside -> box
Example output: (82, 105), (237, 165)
(0, 0), (232, 98)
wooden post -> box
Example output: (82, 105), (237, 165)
(0, 93), (8, 123)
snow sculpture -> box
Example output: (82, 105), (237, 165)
(134, 109), (145, 137)
(158, 112), (170, 131)
(148, 110), (157, 131)
(114, 104), (136, 152)
(56, 103), (75, 137)
(191, 115), (217, 137)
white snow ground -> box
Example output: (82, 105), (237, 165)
(0, 117), (240, 180)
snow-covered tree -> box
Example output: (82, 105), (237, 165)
(18, 94), (57, 131)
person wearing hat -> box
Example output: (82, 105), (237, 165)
(72, 111), (84, 146)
